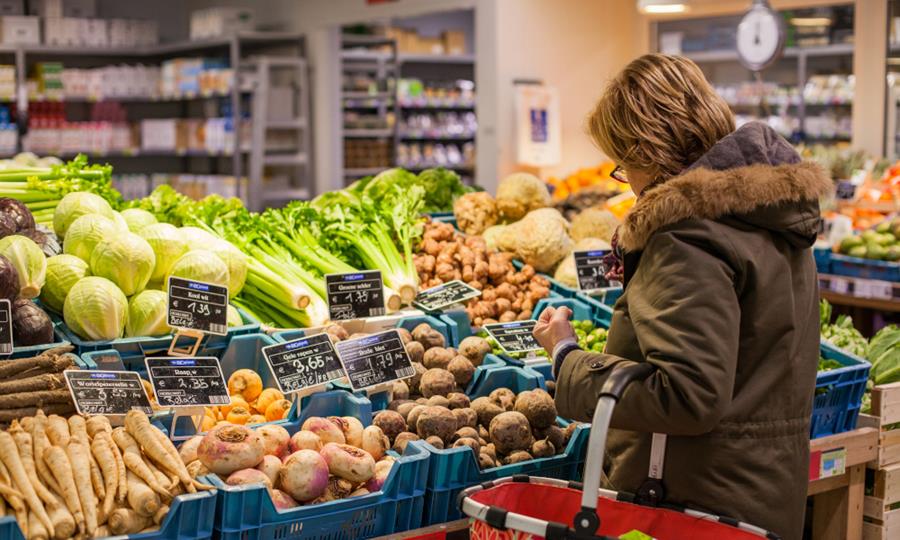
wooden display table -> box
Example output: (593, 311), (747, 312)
(373, 519), (469, 540)
(808, 427), (879, 540)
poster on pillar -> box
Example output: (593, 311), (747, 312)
(514, 84), (561, 167)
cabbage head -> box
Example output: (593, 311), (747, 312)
(210, 239), (248, 297)
(180, 226), (218, 247)
(121, 208), (158, 233)
(90, 232), (156, 296)
(53, 192), (116, 237)
(0, 235), (46, 298)
(227, 304), (242, 327)
(63, 214), (118, 263)
(125, 289), (171, 337)
(166, 250), (229, 289)
(64, 276), (127, 340)
(111, 211), (129, 232)
(41, 254), (90, 312)
(138, 223), (189, 282)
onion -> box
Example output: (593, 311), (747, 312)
(257, 424), (291, 458)
(289, 430), (322, 454)
(271, 489), (298, 510)
(256, 455), (282, 485)
(302, 417), (345, 445)
(226, 468), (273, 490)
(279, 449), (329, 502)
(361, 425), (389, 461)
(320, 443), (375, 484)
(197, 424), (265, 476)
(179, 435), (204, 464)
(365, 458), (395, 492)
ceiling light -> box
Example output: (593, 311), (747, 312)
(790, 17), (833, 27)
(638, 0), (687, 14)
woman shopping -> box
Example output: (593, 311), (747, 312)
(533, 54), (831, 540)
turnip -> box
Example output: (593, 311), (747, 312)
(256, 455), (282, 485)
(335, 416), (364, 448)
(301, 417), (345, 445)
(365, 458), (395, 492)
(271, 489), (298, 510)
(197, 424), (265, 476)
(320, 443), (375, 483)
(316, 477), (353, 502)
(256, 424), (291, 458)
(226, 468), (273, 490)
(289, 430), (322, 454)
(361, 425), (389, 461)
(279, 449), (329, 502)
(178, 435), (204, 464)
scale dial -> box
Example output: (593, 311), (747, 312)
(736, 2), (785, 71)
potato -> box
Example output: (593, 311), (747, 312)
(388, 399), (412, 411)
(416, 397), (428, 405)
(392, 380), (410, 401)
(447, 393), (471, 410)
(564, 423), (579, 444)
(503, 450), (533, 465)
(490, 388), (515, 411)
(373, 410), (407, 443)
(423, 348), (454, 370)
(420, 368), (455, 398)
(545, 380), (556, 397)
(533, 425), (566, 454)
(406, 362), (427, 394)
(471, 396), (504, 427)
(514, 389), (557, 429)
(405, 342), (425, 364)
(489, 411), (533, 454)
(479, 425), (490, 440)
(458, 336), (491, 367)
(407, 405), (428, 431)
(393, 432), (419, 453)
(452, 407), (478, 430)
(425, 436), (444, 449)
(478, 452), (497, 469)
(453, 426), (480, 442)
(448, 356), (475, 387)
(397, 402), (418, 421)
(426, 395), (450, 408)
(412, 323), (445, 349)
(531, 438), (555, 458)
(416, 406), (457, 444)
(482, 443), (497, 460)
(396, 327), (413, 344)
(452, 437), (481, 454)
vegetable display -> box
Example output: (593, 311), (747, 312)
(834, 218), (900, 261)
(0, 346), (76, 422)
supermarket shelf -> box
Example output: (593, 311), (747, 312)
(685, 43), (854, 63)
(400, 163), (474, 172)
(344, 128), (395, 138)
(266, 119), (307, 129)
(342, 91), (393, 100)
(398, 53), (475, 64)
(263, 153), (308, 166)
(344, 167), (385, 177)
(399, 133), (475, 141)
(399, 102), (475, 110)
(262, 188), (310, 201)
(24, 149), (251, 159)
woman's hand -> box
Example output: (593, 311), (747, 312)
(533, 306), (576, 356)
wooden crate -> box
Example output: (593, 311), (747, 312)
(859, 381), (900, 468)
(863, 462), (900, 539)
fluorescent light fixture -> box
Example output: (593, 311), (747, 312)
(790, 17), (833, 27)
(638, 0), (687, 14)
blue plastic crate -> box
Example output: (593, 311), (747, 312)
(814, 246), (832, 274)
(209, 391), (430, 540)
(0, 488), (216, 540)
(813, 340), (871, 439)
(574, 290), (618, 327)
(418, 366), (589, 525)
(830, 253), (900, 282)
(54, 307), (260, 370)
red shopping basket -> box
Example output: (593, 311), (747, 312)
(459, 362), (780, 540)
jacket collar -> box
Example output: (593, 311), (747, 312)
(618, 161), (833, 252)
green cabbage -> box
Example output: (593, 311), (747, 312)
(63, 276), (128, 340)
(0, 235), (46, 299)
(180, 226), (218, 246)
(227, 304), (242, 327)
(166, 249), (229, 288)
(210, 239), (248, 297)
(111, 211), (129, 231)
(63, 214), (118, 263)
(53, 191), (116, 237)
(125, 289), (171, 337)
(138, 223), (189, 282)
(41, 254), (90, 312)
(121, 208), (158, 233)
(90, 232), (156, 296)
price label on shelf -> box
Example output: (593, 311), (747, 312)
(335, 329), (414, 391)
(0, 299), (11, 356)
(830, 277), (851, 295)
(413, 280), (481, 311)
(167, 277), (229, 336)
(325, 271), (385, 321)
(263, 333), (345, 394)
(145, 357), (230, 408)
(483, 320), (542, 355)
(574, 250), (612, 291)
(64, 370), (153, 416)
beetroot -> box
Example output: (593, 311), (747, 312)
(198, 424), (265, 476)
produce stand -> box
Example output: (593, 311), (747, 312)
(858, 381), (900, 539)
(371, 519), (470, 540)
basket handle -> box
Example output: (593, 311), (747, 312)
(574, 361), (655, 536)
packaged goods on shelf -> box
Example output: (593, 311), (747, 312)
(385, 25), (469, 55)
(113, 173), (247, 201)
(140, 117), (250, 154)
(0, 15), (39, 45)
(59, 64), (160, 100)
(400, 111), (476, 140)
(396, 141), (474, 172)
(398, 78), (475, 108)
(344, 138), (392, 170)
(160, 57), (231, 98)
(0, 64), (14, 100)
(107, 18), (157, 47)
(24, 102), (136, 155)
(0, 104), (17, 154)
(190, 7), (255, 40)
(343, 111), (393, 131)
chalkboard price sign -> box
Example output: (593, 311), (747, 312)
(0, 299), (11, 356)
(325, 271), (385, 320)
(263, 333), (345, 393)
(574, 250), (612, 291)
(483, 320), (542, 354)
(413, 280), (481, 311)
(64, 370), (153, 416)
(336, 329), (415, 391)
(145, 357), (230, 408)
(167, 277), (229, 335)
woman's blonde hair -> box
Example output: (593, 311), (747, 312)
(588, 53), (735, 183)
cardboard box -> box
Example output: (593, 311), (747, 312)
(1, 16), (39, 45)
(419, 36), (444, 55)
(442, 30), (465, 55)
(0, 0), (23, 16)
(63, 0), (95, 18)
(33, 0), (61, 18)
(190, 7), (254, 40)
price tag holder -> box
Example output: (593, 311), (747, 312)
(0, 299), (11, 356)
(167, 277), (229, 336)
(336, 329), (415, 392)
(413, 280), (481, 312)
(326, 271), (386, 321)
(263, 333), (345, 396)
(574, 250), (612, 291)
(836, 181), (857, 201)
(145, 356), (230, 440)
(483, 320), (542, 355)
(64, 370), (153, 419)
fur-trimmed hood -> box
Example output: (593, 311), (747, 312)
(619, 122), (833, 252)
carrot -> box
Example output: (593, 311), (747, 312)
(85, 416), (111, 439)
(125, 470), (160, 518)
(65, 440), (96, 536)
(123, 411), (199, 493)
(42, 446), (83, 534)
(30, 411), (60, 496)
(8, 422), (56, 506)
(111, 428), (171, 499)
(108, 506), (151, 534)
(90, 433), (117, 519)
(46, 493), (75, 540)
(45, 416), (69, 447)
(28, 510), (48, 540)
(0, 431), (54, 536)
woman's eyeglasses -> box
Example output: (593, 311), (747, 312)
(610, 165), (628, 183)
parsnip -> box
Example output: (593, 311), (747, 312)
(124, 411), (210, 492)
(30, 411), (60, 495)
(42, 446), (83, 534)
(9, 422), (56, 506)
(45, 416), (69, 447)
(111, 428), (170, 499)
(90, 433), (117, 519)
(108, 507), (151, 535)
(46, 493), (75, 540)
(85, 417), (111, 439)
(125, 471), (159, 518)
(0, 431), (54, 536)
(153, 504), (168, 525)
(65, 441), (96, 535)
(27, 510), (47, 540)
(0, 460), (28, 537)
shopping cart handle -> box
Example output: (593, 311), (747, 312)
(598, 361), (655, 401)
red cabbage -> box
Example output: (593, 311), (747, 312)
(11, 298), (54, 346)
(0, 198), (35, 232)
(0, 254), (17, 302)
